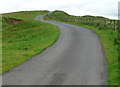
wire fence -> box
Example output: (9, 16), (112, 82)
(48, 15), (118, 31)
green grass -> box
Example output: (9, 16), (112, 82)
(2, 11), (60, 74)
(2, 10), (49, 20)
(44, 11), (118, 85)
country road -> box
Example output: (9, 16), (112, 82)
(2, 15), (108, 85)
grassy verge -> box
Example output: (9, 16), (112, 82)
(2, 11), (60, 74)
(44, 11), (118, 85)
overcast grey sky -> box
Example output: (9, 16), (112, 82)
(0, 0), (119, 19)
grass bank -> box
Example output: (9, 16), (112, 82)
(2, 11), (60, 74)
(44, 11), (118, 85)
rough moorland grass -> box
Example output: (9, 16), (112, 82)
(2, 10), (49, 20)
(44, 11), (118, 85)
(2, 11), (60, 74)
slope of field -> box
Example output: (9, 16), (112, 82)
(44, 11), (119, 85)
(2, 11), (60, 74)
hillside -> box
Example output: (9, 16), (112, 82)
(1, 10), (119, 85)
(2, 11), (60, 74)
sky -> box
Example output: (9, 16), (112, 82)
(0, 0), (119, 20)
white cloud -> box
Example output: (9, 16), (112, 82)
(0, 0), (119, 19)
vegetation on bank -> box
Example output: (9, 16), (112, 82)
(2, 11), (60, 74)
(44, 11), (119, 85)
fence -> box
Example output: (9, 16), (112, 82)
(46, 14), (118, 32)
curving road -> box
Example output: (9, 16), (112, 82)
(2, 14), (108, 85)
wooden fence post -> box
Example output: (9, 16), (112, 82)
(110, 20), (113, 33)
(113, 20), (116, 32)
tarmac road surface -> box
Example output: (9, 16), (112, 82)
(2, 15), (108, 85)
